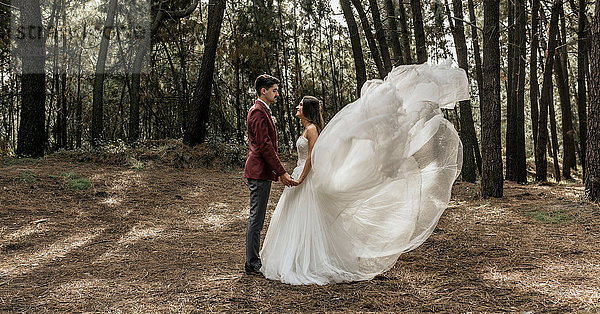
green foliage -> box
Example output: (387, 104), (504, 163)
(68, 178), (92, 190)
(19, 171), (37, 183)
(49, 171), (92, 190)
(4, 158), (38, 167)
(60, 172), (82, 179)
(127, 158), (145, 170)
(524, 209), (571, 223)
(47, 139), (247, 170)
(0, 136), (11, 159)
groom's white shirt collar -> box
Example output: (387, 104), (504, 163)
(257, 98), (272, 115)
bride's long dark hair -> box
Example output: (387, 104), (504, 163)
(301, 96), (325, 134)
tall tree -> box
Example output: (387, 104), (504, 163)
(410, 0), (427, 63)
(586, 0), (600, 201)
(515, 0), (527, 183)
(506, 0), (527, 183)
(397, 0), (412, 64)
(535, 0), (560, 182)
(530, 0), (540, 150)
(576, 0), (588, 178)
(91, 0), (118, 147)
(481, 0), (503, 197)
(16, 0), (46, 157)
(448, 0), (479, 183)
(350, 0), (386, 78)
(368, 0), (392, 72)
(466, 0), (482, 173)
(183, 0), (226, 146)
(384, 0), (403, 64)
(548, 87), (562, 181)
(340, 0), (367, 95)
(555, 6), (577, 179)
(467, 0), (483, 112)
(75, 23), (86, 149)
(129, 0), (198, 144)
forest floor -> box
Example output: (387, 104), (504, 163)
(1, 155), (600, 312)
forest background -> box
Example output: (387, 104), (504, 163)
(1, 0), (600, 198)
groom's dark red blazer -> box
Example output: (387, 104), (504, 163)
(244, 100), (287, 181)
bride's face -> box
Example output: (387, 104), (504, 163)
(295, 102), (304, 119)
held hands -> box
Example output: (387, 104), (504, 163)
(279, 173), (299, 187)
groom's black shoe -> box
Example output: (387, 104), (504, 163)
(244, 264), (263, 276)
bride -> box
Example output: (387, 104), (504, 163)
(260, 60), (469, 285)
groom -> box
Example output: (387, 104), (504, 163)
(244, 74), (297, 275)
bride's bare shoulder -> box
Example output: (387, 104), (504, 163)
(305, 124), (319, 141)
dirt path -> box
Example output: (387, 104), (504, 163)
(1, 158), (599, 312)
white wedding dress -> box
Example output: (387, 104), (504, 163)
(260, 60), (469, 285)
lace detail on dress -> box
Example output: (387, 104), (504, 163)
(296, 136), (309, 168)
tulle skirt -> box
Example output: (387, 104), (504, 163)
(260, 59), (469, 285)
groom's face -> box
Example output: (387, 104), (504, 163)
(262, 84), (279, 105)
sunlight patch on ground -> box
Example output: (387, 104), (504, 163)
(1, 223), (49, 242)
(40, 271), (202, 311)
(0, 229), (103, 278)
(93, 224), (164, 264)
(560, 186), (585, 199)
(209, 202), (229, 211)
(202, 215), (226, 228)
(483, 258), (600, 305)
(108, 171), (144, 192)
(46, 279), (198, 311)
(466, 203), (519, 225)
(117, 224), (164, 246)
(180, 202), (248, 230)
(188, 186), (205, 199)
(49, 278), (111, 300)
(101, 197), (121, 206)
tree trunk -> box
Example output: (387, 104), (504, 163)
(350, 0), (386, 78)
(340, 0), (367, 96)
(278, 0), (294, 146)
(50, 9), (59, 150)
(91, 0), (118, 147)
(535, 0), (560, 183)
(368, 0), (392, 72)
(183, 0), (226, 147)
(16, 0), (46, 158)
(530, 0), (540, 151)
(585, 0), (600, 201)
(273, 39), (289, 147)
(75, 23), (85, 149)
(515, 0), (527, 183)
(449, 0), (478, 183)
(327, 22), (340, 112)
(384, 0), (403, 64)
(292, 1), (303, 134)
(505, 0), (527, 183)
(556, 6), (577, 179)
(59, 0), (67, 149)
(466, 0), (482, 173)
(554, 46), (577, 179)
(549, 90), (562, 181)
(410, 0), (427, 63)
(129, 45), (146, 144)
(577, 0), (588, 179)
(129, 1), (198, 144)
(505, 0), (517, 181)
(397, 0), (412, 64)
(481, 0), (503, 197)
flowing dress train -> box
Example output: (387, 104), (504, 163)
(260, 60), (469, 285)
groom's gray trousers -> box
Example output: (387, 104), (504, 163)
(246, 178), (272, 270)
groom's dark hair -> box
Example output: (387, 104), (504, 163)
(254, 74), (280, 96)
